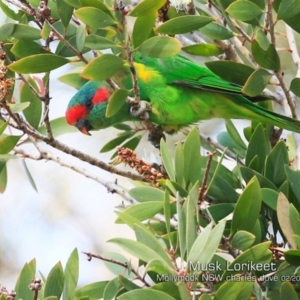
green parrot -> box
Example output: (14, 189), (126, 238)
(66, 53), (300, 135)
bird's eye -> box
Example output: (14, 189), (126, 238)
(86, 99), (93, 109)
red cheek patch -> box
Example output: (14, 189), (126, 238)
(92, 88), (109, 104)
(66, 105), (87, 125)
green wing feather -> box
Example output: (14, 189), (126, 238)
(134, 52), (268, 101)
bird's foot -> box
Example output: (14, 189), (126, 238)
(148, 126), (166, 148)
(130, 100), (151, 120)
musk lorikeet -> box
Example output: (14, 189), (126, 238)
(66, 53), (300, 135)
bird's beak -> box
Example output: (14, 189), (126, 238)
(76, 119), (92, 136)
(79, 126), (91, 136)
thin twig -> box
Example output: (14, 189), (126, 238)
(14, 146), (136, 202)
(199, 133), (244, 164)
(82, 251), (151, 287)
(198, 151), (216, 204)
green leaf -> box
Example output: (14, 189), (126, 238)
(0, 23), (15, 41)
(22, 160), (38, 192)
(85, 35), (119, 50)
(76, 25), (86, 52)
(81, 54), (124, 80)
(187, 223), (212, 265)
(129, 187), (165, 202)
(240, 166), (277, 189)
(284, 249), (300, 266)
(145, 259), (176, 277)
(277, 192), (297, 249)
(44, 262), (64, 299)
(156, 15), (214, 34)
(242, 69), (272, 97)
(115, 202), (164, 223)
(9, 102), (30, 114)
(129, 0), (167, 17)
(251, 40), (281, 71)
(132, 15), (156, 48)
(114, 211), (143, 230)
(59, 72), (88, 89)
(225, 119), (247, 150)
(207, 203), (235, 222)
(56, 35), (90, 57)
(231, 230), (255, 251)
(185, 182), (199, 255)
(11, 40), (49, 58)
(12, 23), (41, 40)
(277, 0), (300, 20)
(0, 161), (7, 193)
(74, 7), (115, 28)
(223, 241), (272, 277)
(41, 21), (51, 40)
(0, 122), (8, 135)
(106, 89), (130, 118)
(57, 0), (74, 28)
(174, 141), (184, 186)
(15, 259), (36, 300)
(265, 141), (289, 187)
(199, 22), (234, 40)
(280, 282), (298, 300)
(118, 275), (139, 290)
(100, 131), (135, 153)
(290, 204), (300, 236)
(0, 0), (22, 20)
(38, 117), (78, 136)
(245, 124), (271, 173)
(119, 135), (141, 152)
(217, 131), (246, 158)
(160, 138), (175, 181)
(52, 21), (77, 37)
(226, 0), (262, 21)
(261, 188), (278, 210)
(214, 281), (254, 300)
(103, 277), (122, 300)
(134, 224), (174, 267)
(8, 54), (69, 73)
(188, 221), (225, 265)
(117, 289), (176, 300)
(183, 127), (201, 187)
(0, 135), (21, 154)
(182, 44), (223, 56)
(137, 36), (181, 58)
(285, 165), (300, 210)
(102, 253), (131, 276)
(290, 78), (300, 97)
(231, 177), (262, 234)
(20, 78), (42, 129)
(79, 0), (113, 18)
(75, 281), (109, 300)
(205, 61), (254, 86)
(63, 248), (79, 300)
(108, 238), (169, 265)
(164, 190), (171, 245)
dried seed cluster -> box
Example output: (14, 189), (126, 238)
(117, 147), (165, 187)
(0, 285), (16, 300)
(0, 51), (14, 103)
(28, 278), (42, 291)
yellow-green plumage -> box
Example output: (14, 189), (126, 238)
(66, 53), (300, 134)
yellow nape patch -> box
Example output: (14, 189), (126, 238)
(134, 63), (155, 83)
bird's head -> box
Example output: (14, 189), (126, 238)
(65, 81), (112, 135)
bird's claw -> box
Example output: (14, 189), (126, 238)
(130, 100), (150, 119)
